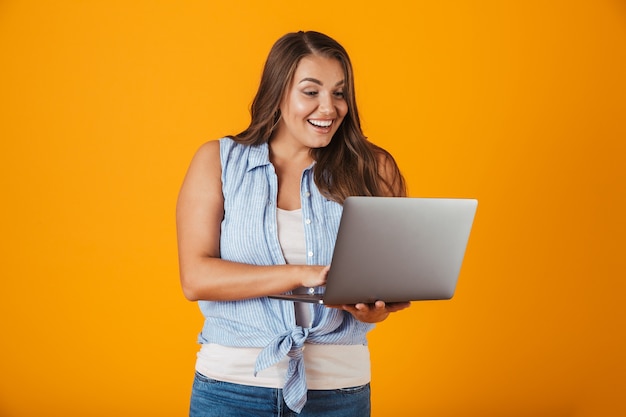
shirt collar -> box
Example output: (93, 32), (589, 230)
(246, 142), (271, 172)
(246, 142), (317, 172)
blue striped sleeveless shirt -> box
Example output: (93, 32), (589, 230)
(196, 137), (374, 412)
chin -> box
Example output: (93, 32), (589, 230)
(309, 134), (336, 149)
(309, 140), (333, 150)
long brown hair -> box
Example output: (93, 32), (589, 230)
(232, 31), (406, 202)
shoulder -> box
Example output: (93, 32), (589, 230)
(372, 145), (407, 197)
(371, 145), (397, 177)
(188, 139), (221, 172)
(181, 139), (227, 191)
(178, 140), (223, 212)
(196, 139), (221, 157)
(373, 146), (394, 167)
(192, 137), (242, 167)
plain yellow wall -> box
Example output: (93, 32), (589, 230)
(1, 1), (625, 416)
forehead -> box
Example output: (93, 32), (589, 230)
(292, 55), (345, 84)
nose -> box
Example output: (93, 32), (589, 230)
(318, 93), (335, 116)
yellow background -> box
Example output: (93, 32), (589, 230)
(1, 1), (625, 416)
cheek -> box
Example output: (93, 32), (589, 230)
(291, 100), (314, 117)
(284, 93), (312, 117)
(337, 103), (349, 119)
(281, 94), (304, 120)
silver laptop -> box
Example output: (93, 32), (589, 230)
(270, 196), (478, 305)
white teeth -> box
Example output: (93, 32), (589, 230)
(308, 119), (332, 128)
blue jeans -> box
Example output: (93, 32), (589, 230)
(190, 372), (371, 417)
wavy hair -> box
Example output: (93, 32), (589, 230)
(231, 31), (406, 202)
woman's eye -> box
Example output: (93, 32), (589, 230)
(303, 91), (318, 96)
(334, 91), (345, 98)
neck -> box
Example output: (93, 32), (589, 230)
(268, 139), (313, 169)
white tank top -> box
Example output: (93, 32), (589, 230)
(276, 208), (312, 327)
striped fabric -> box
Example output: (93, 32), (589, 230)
(195, 137), (374, 412)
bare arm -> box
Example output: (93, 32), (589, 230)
(176, 140), (328, 301)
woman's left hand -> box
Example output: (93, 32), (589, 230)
(327, 300), (411, 323)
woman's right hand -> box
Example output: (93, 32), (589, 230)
(301, 265), (330, 288)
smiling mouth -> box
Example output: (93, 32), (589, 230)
(308, 119), (333, 128)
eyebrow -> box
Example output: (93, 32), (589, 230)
(298, 77), (345, 87)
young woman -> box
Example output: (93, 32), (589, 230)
(177, 30), (410, 417)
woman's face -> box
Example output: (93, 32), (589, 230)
(273, 54), (348, 150)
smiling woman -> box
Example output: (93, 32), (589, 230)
(1, 1), (624, 415)
(176, 31), (408, 417)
